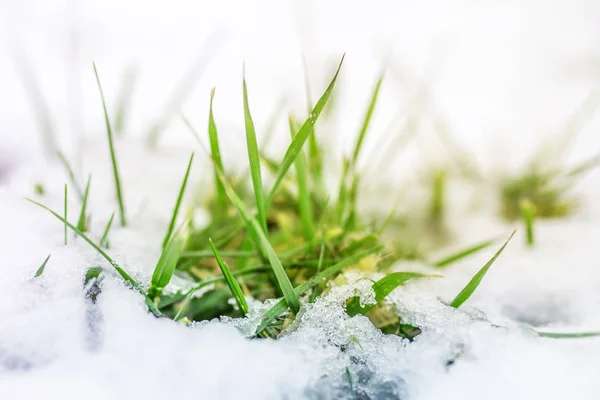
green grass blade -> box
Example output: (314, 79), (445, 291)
(63, 184), (68, 246)
(351, 74), (384, 165)
(76, 175), (92, 232)
(99, 212), (116, 248)
(215, 169), (301, 313)
(266, 55), (345, 207)
(34, 254), (52, 278)
(209, 238), (249, 316)
(449, 230), (516, 308)
(536, 330), (600, 339)
(242, 75), (268, 232)
(93, 63), (127, 227)
(256, 245), (382, 334)
(288, 115), (315, 240)
(161, 153), (194, 249)
(150, 233), (187, 299)
(520, 199), (536, 247)
(25, 198), (157, 315)
(309, 233), (327, 303)
(56, 150), (84, 200)
(113, 65), (137, 136)
(346, 272), (433, 316)
(431, 235), (502, 268)
(181, 250), (256, 259)
(208, 89), (227, 216)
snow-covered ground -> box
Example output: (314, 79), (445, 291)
(1, 0), (600, 399)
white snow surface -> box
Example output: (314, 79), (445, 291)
(2, 0), (600, 399)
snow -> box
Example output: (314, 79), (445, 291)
(2, 0), (600, 399)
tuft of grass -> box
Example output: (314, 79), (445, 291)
(161, 153), (194, 249)
(449, 230), (516, 308)
(93, 63), (127, 227)
(76, 175), (92, 232)
(242, 74), (268, 232)
(209, 238), (249, 316)
(34, 254), (52, 278)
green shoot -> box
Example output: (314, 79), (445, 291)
(431, 236), (502, 268)
(520, 199), (536, 247)
(34, 254), (52, 278)
(208, 89), (227, 217)
(56, 150), (84, 200)
(209, 238), (249, 316)
(351, 74), (384, 165)
(161, 153), (194, 249)
(25, 198), (161, 316)
(150, 233), (187, 299)
(215, 168), (301, 313)
(99, 212), (116, 248)
(346, 272), (432, 316)
(34, 183), (45, 195)
(76, 175), (92, 232)
(242, 74), (268, 231)
(449, 230), (516, 308)
(266, 54), (345, 207)
(93, 62), (127, 227)
(63, 184), (68, 246)
(289, 115), (315, 240)
(256, 245), (383, 334)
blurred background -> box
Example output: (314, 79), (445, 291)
(1, 0), (600, 182)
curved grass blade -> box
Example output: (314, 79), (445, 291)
(56, 150), (84, 200)
(99, 212), (115, 248)
(209, 238), (249, 316)
(430, 235), (502, 268)
(34, 254), (52, 278)
(266, 54), (345, 207)
(289, 115), (315, 240)
(25, 198), (161, 316)
(76, 175), (92, 232)
(449, 230), (516, 308)
(256, 245), (383, 334)
(208, 89), (227, 216)
(215, 169), (301, 313)
(150, 233), (187, 299)
(242, 75), (268, 232)
(346, 272), (433, 316)
(161, 153), (194, 249)
(93, 63), (127, 227)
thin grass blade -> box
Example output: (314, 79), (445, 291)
(93, 63), (127, 227)
(150, 233), (187, 299)
(266, 55), (345, 207)
(99, 212), (115, 248)
(113, 65), (137, 136)
(208, 89), (228, 216)
(431, 235), (502, 268)
(449, 230), (516, 308)
(63, 184), (68, 246)
(161, 153), (194, 249)
(56, 150), (84, 200)
(76, 175), (92, 232)
(34, 254), (52, 278)
(209, 238), (249, 316)
(536, 330), (600, 339)
(351, 74), (384, 165)
(242, 76), (268, 232)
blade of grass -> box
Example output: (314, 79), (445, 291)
(76, 175), (92, 232)
(93, 63), (127, 227)
(181, 250), (257, 259)
(161, 153), (194, 249)
(520, 199), (536, 247)
(536, 330), (600, 339)
(289, 115), (315, 240)
(215, 168), (301, 313)
(346, 272), (433, 316)
(351, 74), (384, 165)
(25, 198), (160, 316)
(242, 74), (268, 232)
(34, 254), (52, 278)
(449, 230), (516, 308)
(309, 232), (327, 303)
(150, 233), (187, 299)
(113, 65), (137, 136)
(63, 184), (68, 246)
(207, 89), (227, 217)
(209, 238), (249, 316)
(56, 150), (84, 200)
(256, 245), (382, 334)
(266, 55), (345, 207)
(99, 212), (115, 248)
(430, 235), (502, 268)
